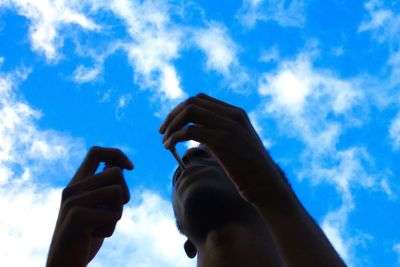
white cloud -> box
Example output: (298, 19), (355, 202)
(192, 23), (238, 76)
(394, 243), (400, 264)
(380, 178), (395, 199)
(0, 183), (61, 267)
(0, 60), (192, 267)
(259, 52), (363, 127)
(0, 61), (86, 266)
(359, 1), (400, 153)
(0, 185), (194, 267)
(0, 65), (85, 185)
(254, 50), (384, 264)
(90, 191), (194, 267)
(191, 22), (250, 91)
(73, 64), (103, 83)
(0, 0), (100, 61)
(359, 0), (400, 87)
(237, 0), (305, 28)
(358, 0), (399, 43)
(389, 112), (400, 150)
(115, 93), (132, 120)
(2, 0), (250, 101)
(102, 0), (185, 101)
(1, 0), (186, 101)
(321, 193), (353, 264)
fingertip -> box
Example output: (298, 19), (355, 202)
(159, 123), (166, 134)
(126, 161), (134, 170)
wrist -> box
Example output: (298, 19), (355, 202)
(242, 165), (299, 218)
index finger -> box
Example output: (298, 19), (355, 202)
(159, 93), (235, 133)
(71, 146), (134, 183)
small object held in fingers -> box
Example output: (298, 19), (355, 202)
(170, 147), (185, 169)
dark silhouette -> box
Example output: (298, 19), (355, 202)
(46, 93), (346, 267)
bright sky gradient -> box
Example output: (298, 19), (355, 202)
(0, 0), (399, 266)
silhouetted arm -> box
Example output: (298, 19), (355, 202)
(46, 147), (133, 267)
(251, 169), (346, 267)
(160, 93), (346, 267)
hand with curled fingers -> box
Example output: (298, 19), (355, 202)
(159, 93), (290, 205)
(46, 146), (134, 267)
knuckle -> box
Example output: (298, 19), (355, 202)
(186, 96), (197, 105)
(224, 120), (237, 132)
(184, 104), (196, 116)
(61, 186), (74, 202)
(111, 147), (122, 154)
(216, 131), (230, 144)
(196, 92), (207, 98)
(62, 197), (76, 212)
(64, 206), (82, 225)
(108, 166), (123, 178)
(102, 225), (117, 238)
(68, 207), (81, 220)
(87, 146), (101, 157)
(109, 185), (124, 202)
(230, 108), (247, 122)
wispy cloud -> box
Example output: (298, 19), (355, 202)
(237, 0), (305, 28)
(0, 61), (85, 184)
(0, 57), (192, 267)
(254, 49), (388, 264)
(359, 0), (400, 44)
(91, 190), (194, 267)
(0, 59), (85, 266)
(389, 112), (400, 150)
(105, 0), (186, 101)
(359, 0), (400, 151)
(73, 64), (103, 83)
(394, 243), (400, 264)
(192, 23), (238, 76)
(191, 22), (248, 91)
(0, 0), (100, 61)
(1, 0), (251, 103)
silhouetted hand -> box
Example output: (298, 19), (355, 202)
(46, 147), (133, 267)
(159, 93), (288, 205)
(160, 94), (347, 267)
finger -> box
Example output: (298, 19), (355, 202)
(196, 93), (259, 137)
(196, 93), (237, 109)
(62, 185), (125, 217)
(160, 93), (230, 133)
(64, 206), (121, 238)
(159, 93), (247, 134)
(164, 124), (218, 149)
(63, 167), (130, 204)
(72, 146), (134, 183)
(162, 104), (232, 143)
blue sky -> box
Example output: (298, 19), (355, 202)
(0, 0), (399, 266)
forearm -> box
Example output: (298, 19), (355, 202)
(252, 179), (346, 267)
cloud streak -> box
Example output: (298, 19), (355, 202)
(254, 49), (386, 264)
(237, 0), (305, 28)
(0, 0), (100, 61)
(0, 58), (193, 267)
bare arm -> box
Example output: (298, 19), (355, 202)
(160, 93), (346, 267)
(251, 168), (346, 267)
(46, 146), (133, 267)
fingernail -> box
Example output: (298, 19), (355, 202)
(163, 138), (171, 149)
(159, 123), (166, 133)
(162, 133), (169, 143)
(127, 162), (134, 170)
